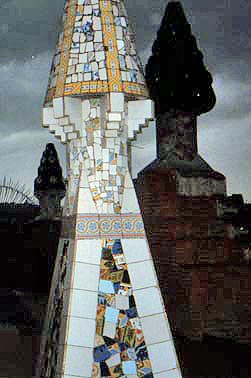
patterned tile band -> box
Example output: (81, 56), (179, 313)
(64, 80), (147, 96)
(92, 239), (153, 377)
(76, 213), (146, 239)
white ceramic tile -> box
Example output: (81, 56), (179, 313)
(128, 118), (144, 138)
(64, 97), (82, 133)
(107, 121), (120, 129)
(133, 287), (164, 317)
(53, 97), (64, 118)
(110, 92), (124, 112)
(77, 188), (97, 213)
(72, 262), (100, 291)
(108, 112), (122, 121)
(127, 260), (157, 290)
(124, 170), (134, 189)
(128, 99), (154, 120)
(43, 107), (57, 126)
(121, 187), (140, 213)
(75, 239), (102, 265)
(121, 239), (151, 264)
(59, 117), (69, 126)
(147, 341), (178, 373)
(66, 289), (98, 319)
(82, 99), (91, 120)
(79, 168), (89, 188)
(140, 313), (172, 345)
(154, 368), (182, 378)
(64, 345), (93, 377)
(103, 320), (117, 339)
(66, 316), (96, 348)
(102, 148), (109, 163)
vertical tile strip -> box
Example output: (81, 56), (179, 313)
(100, 0), (123, 92)
(92, 239), (153, 377)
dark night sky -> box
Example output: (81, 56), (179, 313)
(0, 0), (250, 201)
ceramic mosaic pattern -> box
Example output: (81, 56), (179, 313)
(39, 240), (69, 378)
(92, 239), (153, 378)
(45, 0), (147, 104)
(80, 96), (130, 213)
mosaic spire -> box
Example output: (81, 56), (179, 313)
(37, 1), (183, 377)
(145, 1), (216, 115)
(45, 0), (147, 105)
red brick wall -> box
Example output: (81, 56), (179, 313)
(136, 168), (251, 343)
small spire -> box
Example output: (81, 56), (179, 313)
(145, 1), (216, 115)
(34, 144), (66, 219)
(34, 144), (66, 194)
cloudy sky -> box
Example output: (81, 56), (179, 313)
(0, 0), (250, 202)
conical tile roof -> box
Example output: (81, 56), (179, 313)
(45, 0), (148, 105)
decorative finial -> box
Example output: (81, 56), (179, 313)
(34, 143), (66, 219)
(145, 1), (216, 115)
(34, 144), (66, 194)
